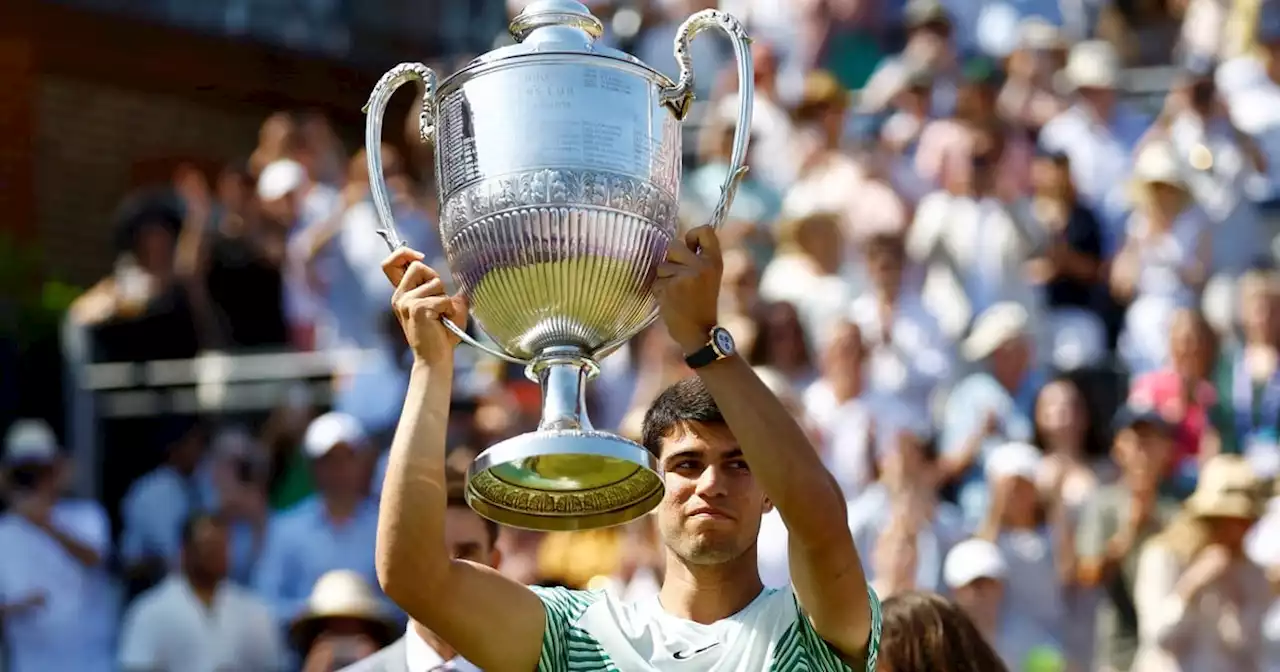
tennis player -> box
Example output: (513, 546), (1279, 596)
(376, 225), (881, 671)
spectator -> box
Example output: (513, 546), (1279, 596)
(253, 412), (381, 625)
(198, 426), (271, 585)
(849, 232), (953, 418)
(940, 302), (1043, 527)
(877, 591), (1010, 672)
(119, 421), (209, 598)
(1129, 308), (1222, 489)
(0, 420), (117, 672)
(758, 212), (854, 343)
(1132, 454), (1269, 670)
(1113, 141), (1212, 375)
(290, 570), (399, 672)
(977, 441), (1067, 669)
(1075, 406), (1183, 672)
(1211, 268), (1280, 466)
(1023, 147), (1110, 370)
(118, 512), (283, 672)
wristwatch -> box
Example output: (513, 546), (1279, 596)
(685, 326), (736, 369)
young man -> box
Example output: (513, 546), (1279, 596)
(375, 226), (881, 671)
(342, 472), (498, 671)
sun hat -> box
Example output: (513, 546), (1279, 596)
(288, 570), (398, 651)
(1185, 454), (1264, 520)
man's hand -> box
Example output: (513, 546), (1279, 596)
(654, 226), (723, 353)
(382, 248), (467, 366)
(1, 591), (48, 619)
(12, 493), (53, 527)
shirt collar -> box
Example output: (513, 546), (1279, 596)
(404, 624), (479, 672)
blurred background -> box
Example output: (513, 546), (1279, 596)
(7, 0), (1280, 670)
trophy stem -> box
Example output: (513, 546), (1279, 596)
(527, 346), (600, 433)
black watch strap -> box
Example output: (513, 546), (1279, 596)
(685, 343), (720, 370)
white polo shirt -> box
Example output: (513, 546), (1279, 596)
(119, 576), (284, 672)
(404, 625), (482, 671)
(0, 500), (118, 672)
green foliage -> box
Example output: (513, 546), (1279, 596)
(0, 232), (82, 350)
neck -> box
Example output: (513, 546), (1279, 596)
(658, 549), (763, 625)
(186, 573), (220, 606)
(1044, 437), (1082, 461)
(993, 366), (1024, 393)
(412, 620), (456, 662)
(875, 284), (900, 306)
(1245, 330), (1276, 349)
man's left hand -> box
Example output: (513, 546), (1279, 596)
(654, 225), (723, 353)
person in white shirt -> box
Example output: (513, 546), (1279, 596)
(0, 419), (117, 672)
(372, 231), (882, 671)
(340, 472), (497, 672)
(119, 512), (284, 672)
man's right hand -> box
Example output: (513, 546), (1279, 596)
(382, 248), (467, 366)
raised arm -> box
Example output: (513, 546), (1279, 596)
(375, 248), (546, 672)
(654, 226), (875, 663)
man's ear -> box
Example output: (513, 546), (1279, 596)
(762, 497), (774, 514)
(489, 548), (503, 571)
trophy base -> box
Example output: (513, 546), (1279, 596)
(465, 429), (664, 532)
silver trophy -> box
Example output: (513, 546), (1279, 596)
(364, 0), (752, 531)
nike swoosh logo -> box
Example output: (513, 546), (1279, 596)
(672, 643), (720, 660)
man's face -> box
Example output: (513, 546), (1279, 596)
(186, 519), (230, 581)
(953, 577), (1003, 621)
(444, 505), (500, 568)
(1115, 425), (1174, 486)
(656, 421), (770, 565)
(313, 443), (369, 500)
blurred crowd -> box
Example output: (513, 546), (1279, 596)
(11, 0), (1280, 670)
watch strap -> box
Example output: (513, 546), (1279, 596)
(685, 342), (721, 370)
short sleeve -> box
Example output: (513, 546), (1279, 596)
(529, 586), (603, 672)
(790, 584), (883, 671)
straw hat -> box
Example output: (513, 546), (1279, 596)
(1128, 141), (1189, 206)
(288, 570), (398, 651)
(1056, 40), (1120, 93)
(1185, 455), (1265, 520)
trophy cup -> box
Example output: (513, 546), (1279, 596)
(363, 0), (753, 531)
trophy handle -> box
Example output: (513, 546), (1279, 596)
(593, 10), (755, 362)
(363, 62), (438, 251)
(364, 63), (532, 367)
(660, 9), (753, 232)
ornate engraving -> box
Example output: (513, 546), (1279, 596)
(440, 168), (677, 243)
(468, 437), (664, 518)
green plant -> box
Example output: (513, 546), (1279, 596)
(0, 232), (82, 350)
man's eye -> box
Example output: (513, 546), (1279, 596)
(728, 461), (750, 471)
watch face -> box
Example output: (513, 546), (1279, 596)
(712, 328), (735, 356)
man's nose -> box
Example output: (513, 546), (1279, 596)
(694, 465), (729, 498)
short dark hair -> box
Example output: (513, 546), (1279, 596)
(641, 377), (726, 458)
(445, 468), (499, 546)
(180, 511), (226, 548)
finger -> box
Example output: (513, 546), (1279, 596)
(395, 261), (440, 297)
(685, 225), (722, 267)
(402, 277), (447, 300)
(407, 295), (457, 321)
(382, 248), (425, 286)
(664, 239), (701, 266)
(443, 295), (470, 328)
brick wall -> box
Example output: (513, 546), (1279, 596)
(33, 76), (264, 286)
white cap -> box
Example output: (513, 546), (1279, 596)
(985, 441), (1042, 482)
(3, 419), (59, 465)
(303, 412), (368, 459)
(944, 538), (1008, 588)
(1060, 40), (1120, 91)
(962, 302), (1029, 361)
(256, 159), (306, 202)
